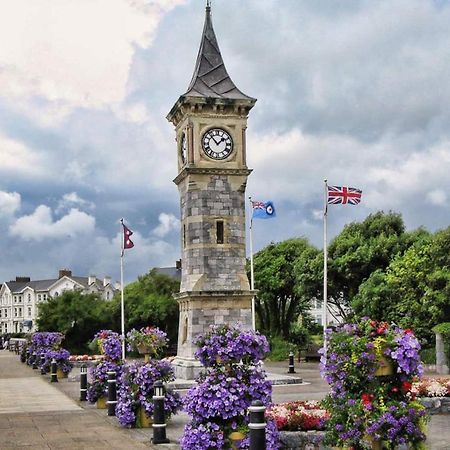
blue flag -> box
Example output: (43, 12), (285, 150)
(251, 200), (276, 219)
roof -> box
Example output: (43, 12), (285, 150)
(183, 4), (256, 102)
(4, 275), (115, 294)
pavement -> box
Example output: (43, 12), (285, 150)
(1, 350), (449, 449)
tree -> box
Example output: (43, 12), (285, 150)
(353, 227), (450, 344)
(36, 291), (113, 353)
(327, 211), (409, 314)
(111, 269), (180, 346)
(251, 238), (321, 338)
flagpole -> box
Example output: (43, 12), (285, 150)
(323, 180), (328, 355)
(248, 197), (256, 331)
(120, 218), (126, 361)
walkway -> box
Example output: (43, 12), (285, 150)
(1, 351), (449, 449)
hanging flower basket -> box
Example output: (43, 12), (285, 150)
(374, 355), (393, 376)
(126, 327), (168, 359)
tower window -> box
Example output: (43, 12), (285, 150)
(216, 220), (224, 244)
(183, 224), (186, 248)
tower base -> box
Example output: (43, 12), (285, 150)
(173, 290), (255, 380)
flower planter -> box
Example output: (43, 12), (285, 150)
(135, 406), (153, 428)
(375, 356), (393, 376)
(56, 368), (68, 379)
(229, 431), (245, 448)
(96, 396), (107, 409)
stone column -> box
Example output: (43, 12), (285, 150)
(436, 332), (449, 375)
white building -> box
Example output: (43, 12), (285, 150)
(0, 270), (117, 334)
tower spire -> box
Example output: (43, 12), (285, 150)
(181, 1), (255, 102)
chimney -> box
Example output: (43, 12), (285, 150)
(103, 276), (111, 287)
(15, 276), (31, 283)
(175, 259), (182, 270)
(88, 275), (96, 285)
(58, 269), (72, 279)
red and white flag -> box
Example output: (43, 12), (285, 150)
(327, 186), (362, 205)
(121, 221), (134, 256)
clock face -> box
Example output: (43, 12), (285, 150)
(202, 128), (233, 160)
(180, 132), (187, 164)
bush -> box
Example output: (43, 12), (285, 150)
(420, 347), (436, 365)
(267, 336), (296, 361)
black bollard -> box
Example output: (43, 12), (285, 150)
(151, 381), (170, 444)
(249, 400), (266, 450)
(32, 352), (38, 369)
(40, 354), (46, 375)
(50, 358), (58, 383)
(79, 365), (88, 401)
(288, 351), (296, 374)
(107, 370), (117, 416)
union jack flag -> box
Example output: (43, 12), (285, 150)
(327, 186), (362, 205)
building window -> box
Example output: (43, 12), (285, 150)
(216, 220), (224, 244)
(183, 224), (186, 248)
(18, 308), (22, 317)
(14, 308), (17, 317)
(43, 294), (47, 300)
(28, 307), (32, 317)
(28, 294), (31, 302)
(18, 295), (22, 303)
(106, 291), (110, 300)
(38, 294), (41, 301)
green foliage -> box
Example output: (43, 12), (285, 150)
(354, 227), (450, 344)
(111, 268), (180, 347)
(267, 335), (296, 361)
(251, 238), (321, 338)
(432, 322), (450, 336)
(327, 211), (409, 315)
(36, 291), (113, 354)
(289, 323), (310, 349)
(419, 348), (436, 365)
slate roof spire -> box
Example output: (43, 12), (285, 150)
(183, 2), (255, 102)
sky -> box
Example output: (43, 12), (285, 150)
(1, 0), (450, 284)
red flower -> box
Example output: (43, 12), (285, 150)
(405, 328), (413, 334)
(402, 381), (412, 392)
(391, 387), (399, 393)
(361, 393), (373, 405)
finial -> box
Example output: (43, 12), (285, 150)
(206, 0), (211, 8)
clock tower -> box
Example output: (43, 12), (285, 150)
(167, 2), (256, 379)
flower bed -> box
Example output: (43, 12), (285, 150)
(267, 401), (329, 432)
(69, 354), (103, 362)
(412, 377), (450, 397)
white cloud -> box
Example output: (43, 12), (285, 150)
(56, 192), (95, 213)
(0, 0), (186, 113)
(10, 206), (95, 241)
(426, 189), (447, 206)
(153, 212), (180, 238)
(0, 191), (21, 217)
(0, 134), (45, 177)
